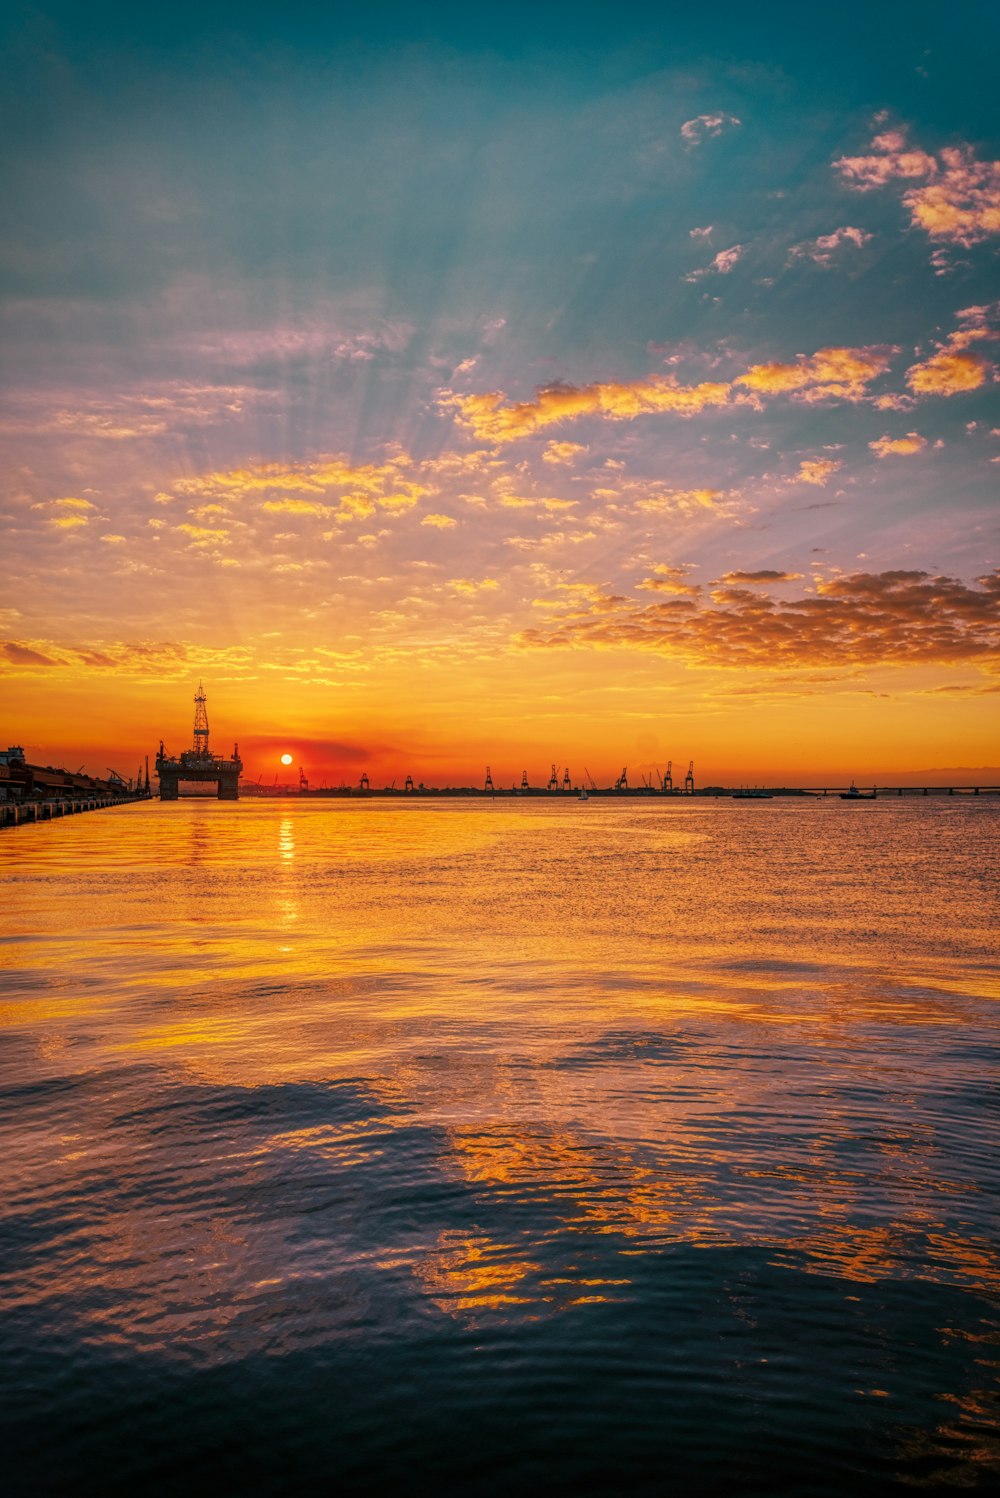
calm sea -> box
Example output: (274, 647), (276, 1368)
(1, 798), (998, 1495)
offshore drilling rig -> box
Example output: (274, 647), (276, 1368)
(155, 683), (242, 800)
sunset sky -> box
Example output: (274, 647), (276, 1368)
(2, 2), (998, 785)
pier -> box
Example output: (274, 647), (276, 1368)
(1, 792), (146, 830)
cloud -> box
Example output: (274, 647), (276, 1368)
(689, 225), (713, 240)
(542, 441), (587, 465)
(681, 113), (741, 145)
(1, 640), (59, 666)
(788, 226), (873, 267)
(170, 453), (432, 518)
(719, 570), (804, 584)
(633, 487), (732, 516)
(449, 577), (500, 595)
(907, 351), (990, 396)
(519, 569), (1000, 671)
(869, 432), (927, 457)
(686, 244), (744, 281)
(835, 130), (937, 190)
(635, 564), (700, 596)
(421, 513), (457, 528)
(447, 343), (897, 443)
(906, 306), (996, 396)
(736, 346), (896, 403)
(789, 458), (842, 486)
(261, 498), (335, 517)
(28, 496), (99, 529)
(836, 130), (1000, 251)
(444, 375), (732, 442)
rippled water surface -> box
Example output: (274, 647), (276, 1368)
(2, 797), (998, 1494)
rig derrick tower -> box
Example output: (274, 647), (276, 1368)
(192, 681), (210, 759)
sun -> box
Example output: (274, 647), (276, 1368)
(280, 753), (293, 766)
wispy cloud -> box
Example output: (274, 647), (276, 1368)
(788, 226), (873, 267)
(686, 244), (744, 281)
(681, 113), (741, 146)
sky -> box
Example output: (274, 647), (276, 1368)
(1, 1), (998, 786)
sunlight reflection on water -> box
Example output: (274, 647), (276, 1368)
(1, 798), (998, 1494)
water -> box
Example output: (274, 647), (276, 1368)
(1, 798), (998, 1495)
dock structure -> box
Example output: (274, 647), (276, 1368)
(156, 683), (242, 800)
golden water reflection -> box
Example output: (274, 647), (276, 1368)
(1, 799), (998, 1396)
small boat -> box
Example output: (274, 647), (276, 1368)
(578, 788), (589, 801)
(732, 788), (772, 800)
(840, 783), (877, 800)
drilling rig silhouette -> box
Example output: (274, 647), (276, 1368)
(155, 683), (242, 800)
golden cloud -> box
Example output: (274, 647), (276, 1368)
(449, 577), (501, 595)
(172, 455), (431, 513)
(542, 441), (587, 465)
(836, 130), (1000, 250)
(421, 513), (458, 528)
(633, 487), (729, 515)
(736, 346), (895, 402)
(907, 351), (989, 397)
(445, 376), (732, 442)
(445, 343), (899, 443)
(261, 498), (335, 517)
(790, 458), (842, 486)
(869, 433), (927, 457)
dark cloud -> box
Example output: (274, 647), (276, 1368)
(1, 640), (58, 665)
(719, 569), (803, 584)
(520, 570), (1000, 670)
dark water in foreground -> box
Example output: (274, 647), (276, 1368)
(1, 798), (998, 1495)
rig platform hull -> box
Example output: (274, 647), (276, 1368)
(156, 752), (242, 800)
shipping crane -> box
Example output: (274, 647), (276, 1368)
(615, 767), (628, 791)
(521, 769), (529, 790)
(663, 760), (673, 793)
(404, 775), (414, 793)
(485, 765), (494, 792)
(562, 767), (571, 791)
(584, 766), (598, 790)
(684, 760), (695, 795)
(547, 763), (559, 791)
(360, 773), (370, 791)
(299, 766), (309, 792)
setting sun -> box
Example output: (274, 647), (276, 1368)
(280, 754), (293, 766)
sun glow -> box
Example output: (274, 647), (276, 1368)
(280, 753), (293, 766)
